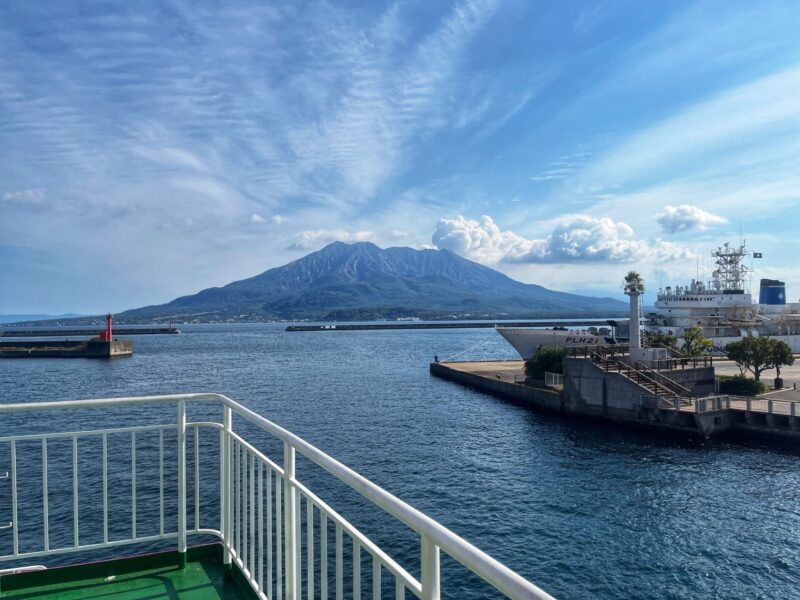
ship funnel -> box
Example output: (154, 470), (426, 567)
(759, 279), (786, 305)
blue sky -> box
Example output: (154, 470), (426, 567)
(1, 0), (799, 314)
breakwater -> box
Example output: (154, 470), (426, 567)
(0, 339), (133, 358)
(287, 319), (617, 331)
(0, 326), (178, 338)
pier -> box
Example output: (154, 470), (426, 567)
(286, 319), (621, 331)
(431, 355), (800, 442)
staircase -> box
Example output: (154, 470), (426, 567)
(588, 350), (694, 397)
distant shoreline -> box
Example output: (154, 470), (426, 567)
(2, 313), (628, 329)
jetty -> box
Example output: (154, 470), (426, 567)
(432, 274), (800, 442)
(0, 313), (133, 359)
(0, 325), (178, 338)
(286, 318), (621, 332)
(0, 339), (133, 358)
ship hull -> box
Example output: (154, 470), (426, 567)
(496, 328), (610, 359)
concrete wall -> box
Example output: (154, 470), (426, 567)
(432, 358), (800, 442)
(0, 339), (133, 358)
(430, 362), (562, 410)
(655, 366), (716, 395)
(562, 357), (646, 417)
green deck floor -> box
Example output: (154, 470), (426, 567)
(0, 546), (250, 600)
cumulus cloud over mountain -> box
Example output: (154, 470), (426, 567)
(656, 204), (727, 233)
(433, 214), (690, 264)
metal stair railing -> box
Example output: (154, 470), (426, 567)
(588, 351), (691, 397)
(0, 394), (554, 600)
(632, 361), (693, 397)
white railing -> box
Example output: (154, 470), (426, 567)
(543, 373), (563, 387)
(0, 394), (553, 600)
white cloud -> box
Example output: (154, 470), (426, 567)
(287, 229), (374, 251)
(250, 213), (284, 225)
(433, 214), (690, 264)
(3, 188), (45, 204)
(655, 204), (727, 233)
(390, 229), (409, 238)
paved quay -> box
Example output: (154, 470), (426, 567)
(432, 356), (800, 441)
(439, 359), (526, 382)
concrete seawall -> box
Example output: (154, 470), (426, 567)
(431, 358), (800, 442)
(0, 339), (133, 358)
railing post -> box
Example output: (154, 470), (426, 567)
(284, 441), (300, 599)
(791, 402), (796, 417)
(746, 398), (751, 412)
(222, 404), (233, 577)
(177, 399), (187, 568)
(421, 536), (440, 600)
(768, 400), (773, 414)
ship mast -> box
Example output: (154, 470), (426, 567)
(711, 242), (750, 292)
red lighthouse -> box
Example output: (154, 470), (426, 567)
(99, 313), (113, 342)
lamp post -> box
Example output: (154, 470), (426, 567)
(624, 273), (644, 350)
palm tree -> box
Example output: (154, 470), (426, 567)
(623, 271), (644, 294)
(624, 271), (642, 285)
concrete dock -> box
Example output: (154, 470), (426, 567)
(431, 356), (800, 442)
(0, 339), (133, 358)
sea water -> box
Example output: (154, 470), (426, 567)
(1, 323), (799, 599)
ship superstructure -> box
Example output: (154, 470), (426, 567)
(496, 241), (800, 358)
(646, 242), (800, 351)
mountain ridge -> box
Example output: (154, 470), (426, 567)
(113, 241), (626, 323)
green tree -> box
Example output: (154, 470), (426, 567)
(725, 337), (794, 381)
(773, 339), (795, 378)
(681, 326), (714, 356)
(645, 331), (678, 351)
(525, 347), (568, 379)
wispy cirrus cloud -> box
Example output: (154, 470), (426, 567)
(3, 188), (45, 205)
(1, 0), (798, 312)
(287, 229), (375, 251)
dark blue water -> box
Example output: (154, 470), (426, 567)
(1, 324), (799, 599)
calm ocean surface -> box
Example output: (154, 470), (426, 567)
(1, 323), (799, 599)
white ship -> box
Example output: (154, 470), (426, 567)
(497, 241), (800, 358)
(645, 241), (800, 352)
(496, 327), (616, 359)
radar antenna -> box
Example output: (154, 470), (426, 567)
(710, 242), (750, 292)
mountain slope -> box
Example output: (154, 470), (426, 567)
(118, 242), (626, 322)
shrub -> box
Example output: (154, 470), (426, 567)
(645, 331), (678, 350)
(717, 375), (764, 396)
(525, 347), (568, 379)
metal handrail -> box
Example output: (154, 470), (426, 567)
(587, 351), (679, 397)
(0, 394), (554, 600)
(632, 362), (693, 396)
